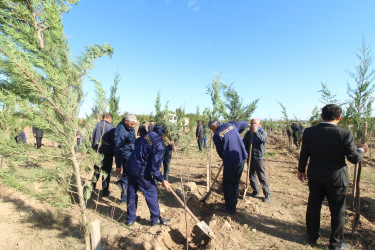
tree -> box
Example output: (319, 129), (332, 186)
(206, 74), (226, 120)
(223, 84), (259, 121)
(347, 37), (375, 141)
(0, 1), (113, 248)
(109, 72), (121, 124)
(91, 77), (108, 118)
(318, 82), (339, 105)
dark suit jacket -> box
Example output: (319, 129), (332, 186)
(298, 123), (364, 187)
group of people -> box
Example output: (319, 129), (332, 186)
(91, 114), (173, 225)
(91, 104), (367, 250)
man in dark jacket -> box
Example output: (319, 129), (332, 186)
(243, 118), (271, 202)
(209, 119), (248, 214)
(91, 113), (115, 197)
(196, 120), (204, 151)
(125, 125), (171, 226)
(137, 121), (148, 137)
(32, 126), (43, 148)
(298, 104), (367, 249)
(114, 114), (137, 203)
(148, 120), (155, 132)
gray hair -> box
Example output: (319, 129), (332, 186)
(124, 114), (138, 123)
(208, 119), (220, 128)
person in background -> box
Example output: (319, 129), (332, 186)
(137, 121), (148, 137)
(125, 125), (171, 226)
(14, 128), (27, 144)
(196, 120), (204, 151)
(91, 113), (115, 197)
(32, 126), (43, 149)
(209, 119), (248, 214)
(298, 104), (367, 249)
(243, 118), (271, 202)
(114, 114), (137, 203)
(148, 120), (155, 132)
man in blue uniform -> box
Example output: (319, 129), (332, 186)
(209, 119), (248, 214)
(91, 113), (115, 197)
(114, 114), (137, 203)
(125, 125), (171, 226)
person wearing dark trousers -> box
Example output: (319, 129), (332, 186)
(125, 125), (171, 226)
(148, 120), (155, 132)
(196, 120), (204, 151)
(91, 113), (115, 197)
(298, 104), (367, 250)
(202, 121), (208, 149)
(32, 126), (43, 148)
(243, 118), (271, 202)
(137, 121), (148, 137)
(114, 114), (137, 203)
(209, 119), (248, 214)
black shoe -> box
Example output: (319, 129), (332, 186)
(216, 207), (236, 215)
(125, 216), (140, 227)
(263, 195), (271, 203)
(102, 190), (112, 197)
(329, 243), (348, 250)
(151, 217), (170, 226)
(250, 191), (260, 197)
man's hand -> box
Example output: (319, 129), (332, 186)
(115, 167), (122, 175)
(357, 143), (368, 153)
(162, 180), (170, 190)
(297, 172), (307, 182)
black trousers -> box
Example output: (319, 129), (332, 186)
(306, 180), (347, 248)
(249, 157), (270, 196)
(93, 153), (113, 193)
(36, 137), (42, 148)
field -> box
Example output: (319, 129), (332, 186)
(0, 130), (374, 249)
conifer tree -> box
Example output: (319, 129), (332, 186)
(0, 1), (113, 248)
(109, 72), (121, 124)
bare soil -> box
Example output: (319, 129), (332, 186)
(1, 132), (374, 249)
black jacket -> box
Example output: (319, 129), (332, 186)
(298, 123), (364, 187)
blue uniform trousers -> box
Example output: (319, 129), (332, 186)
(126, 174), (160, 224)
(222, 160), (245, 211)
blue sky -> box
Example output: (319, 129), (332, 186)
(63, 0), (375, 120)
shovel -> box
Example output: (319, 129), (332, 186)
(243, 132), (253, 199)
(170, 188), (215, 239)
(199, 164), (224, 202)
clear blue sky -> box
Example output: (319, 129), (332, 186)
(62, 0), (375, 120)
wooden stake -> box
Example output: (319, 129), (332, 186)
(90, 220), (101, 250)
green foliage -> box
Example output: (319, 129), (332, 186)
(91, 78), (109, 118)
(309, 106), (321, 127)
(109, 72), (121, 124)
(319, 82), (339, 105)
(346, 38), (375, 141)
(223, 84), (259, 121)
(206, 74), (226, 120)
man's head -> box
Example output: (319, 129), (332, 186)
(142, 121), (146, 125)
(321, 104), (342, 123)
(103, 113), (113, 123)
(124, 114), (137, 128)
(208, 119), (220, 133)
(251, 118), (260, 126)
(197, 120), (201, 125)
(150, 120), (154, 125)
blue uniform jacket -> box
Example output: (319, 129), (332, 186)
(213, 121), (249, 169)
(125, 131), (166, 182)
(91, 119), (115, 155)
(114, 119), (136, 167)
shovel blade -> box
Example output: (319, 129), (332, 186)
(197, 221), (215, 239)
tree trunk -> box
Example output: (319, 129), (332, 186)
(70, 147), (90, 250)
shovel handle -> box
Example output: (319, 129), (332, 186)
(170, 188), (199, 223)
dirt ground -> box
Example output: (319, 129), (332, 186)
(1, 132), (374, 249)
